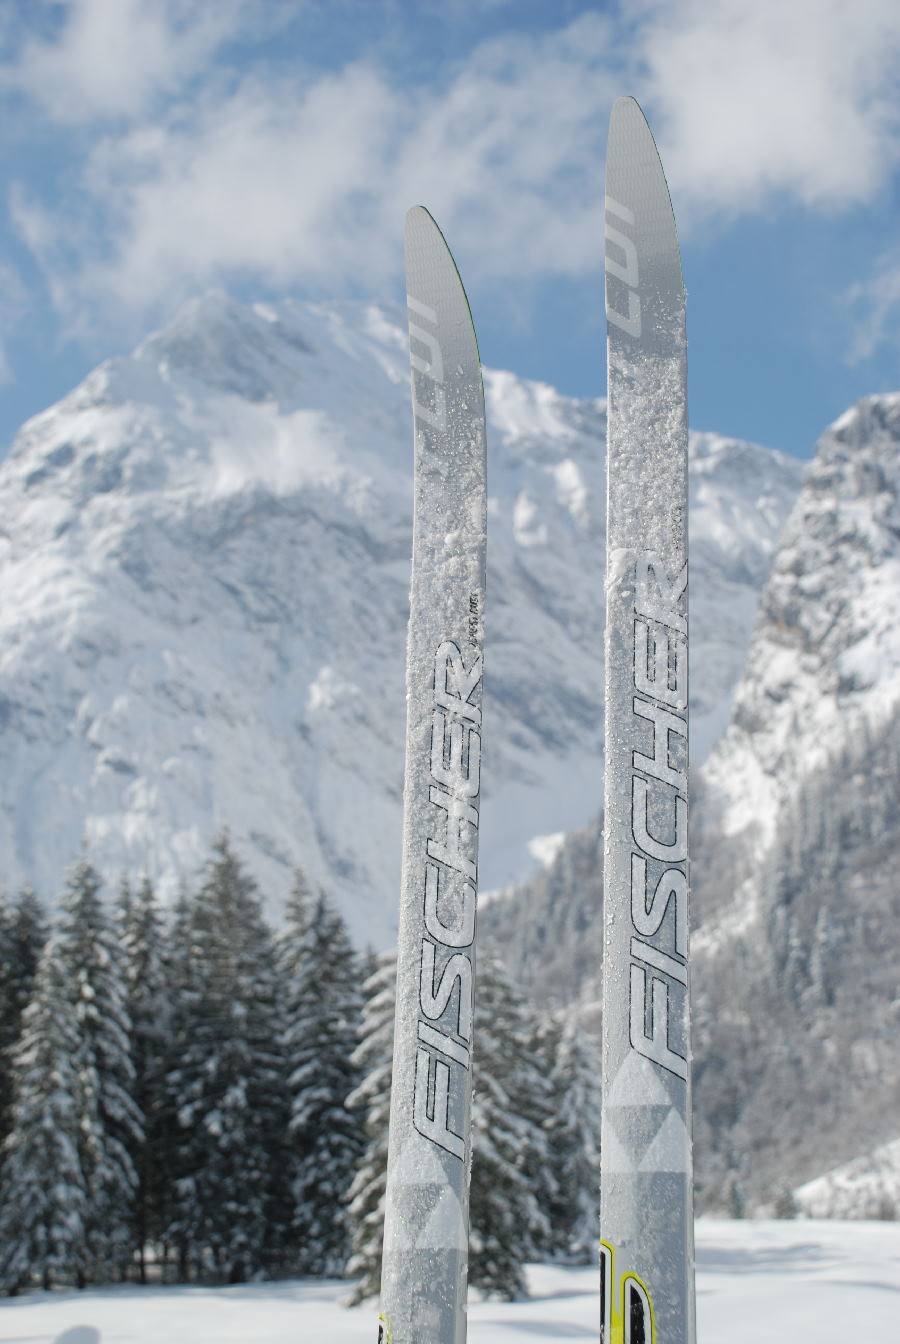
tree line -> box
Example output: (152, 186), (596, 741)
(0, 834), (599, 1299)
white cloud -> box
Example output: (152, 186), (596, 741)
(846, 253), (900, 364)
(389, 16), (618, 279)
(6, 0), (900, 342)
(633, 0), (900, 216)
(80, 65), (402, 305)
(8, 14), (618, 333)
(2, 0), (249, 123)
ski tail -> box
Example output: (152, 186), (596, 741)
(601, 96), (695, 1344)
(378, 207), (487, 1344)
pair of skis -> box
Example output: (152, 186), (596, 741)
(380, 97), (695, 1343)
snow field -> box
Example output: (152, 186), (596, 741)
(0, 1220), (896, 1343)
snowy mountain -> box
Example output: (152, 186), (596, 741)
(688, 394), (900, 1205)
(486, 393), (900, 1208)
(0, 293), (800, 943)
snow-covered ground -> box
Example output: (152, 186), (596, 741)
(0, 1220), (895, 1342)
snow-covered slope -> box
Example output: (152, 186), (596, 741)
(796, 1138), (900, 1219)
(0, 293), (801, 941)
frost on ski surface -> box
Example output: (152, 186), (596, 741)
(0, 1222), (895, 1343)
(0, 293), (801, 937)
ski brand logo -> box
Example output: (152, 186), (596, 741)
(600, 1242), (655, 1344)
(605, 196), (641, 340)
(413, 640), (482, 1160)
(407, 295), (447, 430)
(629, 553), (688, 1080)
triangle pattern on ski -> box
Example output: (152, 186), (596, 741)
(600, 1122), (640, 1173)
(639, 1107), (691, 1173)
(606, 1048), (671, 1107)
(391, 1131), (448, 1188)
(415, 1185), (468, 1251)
(604, 1105), (673, 1168)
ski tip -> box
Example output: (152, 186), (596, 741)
(606, 94), (680, 255)
(609, 95), (654, 142)
(611, 93), (642, 115)
(607, 95), (673, 199)
(404, 204), (444, 253)
(403, 205), (482, 363)
(406, 203), (434, 226)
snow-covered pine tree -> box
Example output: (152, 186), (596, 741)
(345, 951), (395, 1304)
(57, 860), (143, 1282)
(163, 834), (288, 1283)
(278, 868), (363, 1277)
(516, 1009), (558, 1260)
(0, 935), (89, 1292)
(544, 1011), (601, 1262)
(468, 952), (551, 1299)
(0, 886), (47, 1146)
(118, 875), (169, 1281)
(158, 884), (195, 1283)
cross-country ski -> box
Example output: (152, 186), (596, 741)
(601, 96), (695, 1344)
(378, 206), (487, 1344)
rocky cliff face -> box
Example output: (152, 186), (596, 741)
(701, 393), (900, 869)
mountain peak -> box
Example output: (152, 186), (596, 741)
(0, 293), (802, 942)
(137, 290), (317, 405)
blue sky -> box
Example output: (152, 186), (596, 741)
(2, 0), (900, 459)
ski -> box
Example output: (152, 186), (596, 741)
(379, 206), (487, 1344)
(601, 97), (695, 1343)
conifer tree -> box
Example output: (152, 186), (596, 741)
(0, 886), (47, 1145)
(516, 1010), (559, 1259)
(346, 952), (395, 1303)
(544, 1012), (601, 1262)
(57, 860), (143, 1282)
(0, 863), (139, 1290)
(279, 869), (363, 1276)
(118, 875), (169, 1280)
(164, 834), (288, 1282)
(0, 937), (89, 1292)
(158, 884), (196, 1282)
(468, 953), (550, 1299)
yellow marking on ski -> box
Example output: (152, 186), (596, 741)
(601, 1240), (657, 1344)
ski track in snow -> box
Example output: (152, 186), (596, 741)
(0, 1222), (895, 1342)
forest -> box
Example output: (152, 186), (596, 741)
(0, 835), (600, 1300)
